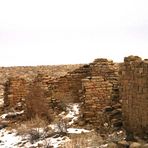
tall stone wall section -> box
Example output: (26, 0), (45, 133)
(80, 59), (121, 128)
(81, 76), (113, 126)
(90, 59), (119, 104)
(119, 56), (148, 137)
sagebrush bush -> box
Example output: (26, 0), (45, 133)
(53, 117), (68, 135)
(25, 75), (51, 122)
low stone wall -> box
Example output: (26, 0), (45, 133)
(2, 64), (91, 113)
(4, 77), (29, 109)
(0, 64), (83, 110)
(50, 64), (91, 103)
(119, 56), (148, 137)
(0, 84), (5, 109)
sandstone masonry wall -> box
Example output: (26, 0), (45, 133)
(119, 56), (148, 137)
(0, 64), (83, 109)
(2, 64), (91, 113)
(81, 76), (112, 126)
(1, 56), (148, 138)
(0, 84), (5, 109)
(50, 64), (91, 103)
(90, 59), (119, 104)
(3, 59), (121, 127)
(80, 59), (121, 128)
(4, 78), (29, 109)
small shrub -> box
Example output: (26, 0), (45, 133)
(29, 128), (40, 144)
(25, 75), (51, 122)
(52, 116), (68, 135)
(95, 111), (113, 137)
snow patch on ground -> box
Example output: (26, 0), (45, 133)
(63, 103), (80, 125)
(0, 129), (22, 148)
(24, 135), (70, 148)
(0, 103), (92, 147)
(1, 110), (24, 119)
(67, 128), (90, 134)
(0, 128), (70, 148)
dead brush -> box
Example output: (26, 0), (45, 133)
(52, 116), (68, 135)
(62, 132), (104, 148)
(16, 115), (53, 144)
(25, 75), (51, 122)
(16, 115), (47, 134)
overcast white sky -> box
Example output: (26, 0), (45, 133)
(0, 0), (148, 66)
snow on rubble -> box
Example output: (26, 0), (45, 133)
(0, 129), (22, 148)
(1, 110), (24, 119)
(0, 103), (92, 148)
(60, 103), (80, 125)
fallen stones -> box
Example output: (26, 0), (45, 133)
(129, 142), (142, 148)
(117, 140), (129, 148)
(0, 123), (7, 130)
(107, 142), (118, 148)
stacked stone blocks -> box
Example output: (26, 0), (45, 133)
(119, 56), (148, 137)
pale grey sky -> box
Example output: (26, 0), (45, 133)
(0, 0), (148, 66)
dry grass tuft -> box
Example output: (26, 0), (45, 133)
(16, 115), (54, 144)
(62, 132), (104, 148)
(16, 115), (49, 135)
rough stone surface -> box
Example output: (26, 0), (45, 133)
(119, 56), (148, 137)
(4, 77), (28, 109)
(129, 142), (142, 148)
(80, 59), (121, 127)
(81, 76), (113, 125)
(117, 140), (130, 148)
(0, 59), (121, 128)
(0, 56), (147, 141)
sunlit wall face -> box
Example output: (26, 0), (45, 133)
(0, 0), (148, 66)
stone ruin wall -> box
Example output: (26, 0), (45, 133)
(81, 76), (113, 126)
(4, 78), (29, 109)
(80, 59), (121, 128)
(0, 64), (83, 111)
(119, 56), (148, 137)
(47, 64), (91, 103)
(90, 59), (120, 103)
(0, 83), (5, 108)
(0, 59), (121, 127)
(1, 56), (148, 138)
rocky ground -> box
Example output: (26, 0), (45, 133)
(0, 103), (148, 148)
(0, 104), (91, 148)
